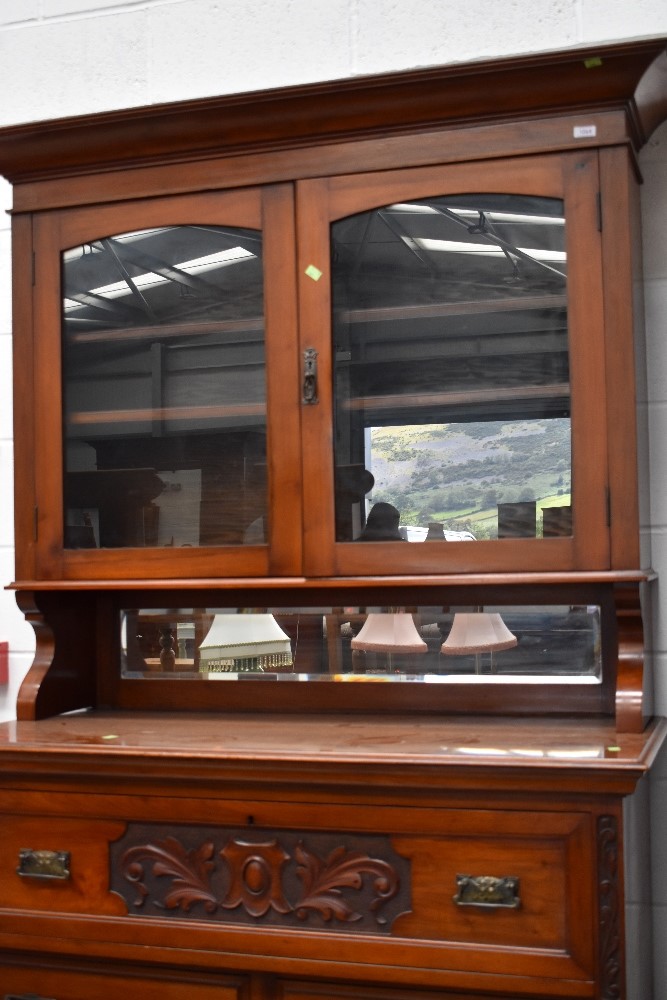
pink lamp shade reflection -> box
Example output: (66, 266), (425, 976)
(441, 612), (518, 655)
(351, 612), (427, 653)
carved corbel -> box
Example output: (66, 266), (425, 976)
(14, 589), (97, 720)
(614, 582), (650, 733)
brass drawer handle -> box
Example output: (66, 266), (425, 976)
(454, 874), (520, 909)
(17, 848), (71, 881)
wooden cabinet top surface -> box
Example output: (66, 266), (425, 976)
(0, 711), (663, 794)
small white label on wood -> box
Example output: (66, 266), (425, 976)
(574, 125), (597, 138)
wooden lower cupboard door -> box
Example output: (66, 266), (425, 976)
(0, 961), (247, 999)
(279, 984), (564, 1000)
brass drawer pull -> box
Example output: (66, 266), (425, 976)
(17, 848), (71, 881)
(454, 874), (520, 909)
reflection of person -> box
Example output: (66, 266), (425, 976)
(356, 502), (405, 541)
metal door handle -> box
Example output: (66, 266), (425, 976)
(302, 348), (318, 404)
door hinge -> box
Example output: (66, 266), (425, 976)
(596, 192), (603, 232)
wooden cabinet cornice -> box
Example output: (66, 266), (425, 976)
(0, 39), (665, 185)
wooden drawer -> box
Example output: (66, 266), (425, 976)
(0, 958), (245, 999)
(0, 793), (598, 993)
(279, 983), (555, 1000)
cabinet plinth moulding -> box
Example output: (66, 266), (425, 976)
(1, 38), (666, 1000)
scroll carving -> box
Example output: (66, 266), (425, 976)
(294, 842), (400, 924)
(111, 825), (410, 933)
(598, 814), (621, 999)
(121, 836), (218, 912)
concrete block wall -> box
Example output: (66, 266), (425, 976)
(642, 118), (667, 998)
(0, 0), (666, 125)
(0, 0), (666, 994)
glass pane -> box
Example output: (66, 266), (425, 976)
(121, 604), (601, 682)
(331, 195), (570, 543)
(62, 225), (266, 549)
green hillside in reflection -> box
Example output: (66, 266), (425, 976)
(369, 418), (571, 539)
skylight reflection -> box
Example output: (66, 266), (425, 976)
(411, 237), (566, 261)
(388, 203), (565, 226)
(64, 246), (255, 312)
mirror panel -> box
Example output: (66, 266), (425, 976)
(121, 604), (602, 684)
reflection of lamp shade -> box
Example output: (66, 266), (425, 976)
(440, 613), (518, 655)
(199, 614), (293, 672)
(351, 613), (427, 653)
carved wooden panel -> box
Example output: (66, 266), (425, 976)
(598, 814), (621, 999)
(110, 824), (411, 933)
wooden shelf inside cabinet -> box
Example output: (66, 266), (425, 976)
(67, 317), (264, 344)
(67, 404), (266, 426)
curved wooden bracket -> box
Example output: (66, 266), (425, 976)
(614, 583), (650, 733)
(13, 589), (98, 721)
(14, 590), (55, 721)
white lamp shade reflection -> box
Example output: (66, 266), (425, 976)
(199, 613), (293, 672)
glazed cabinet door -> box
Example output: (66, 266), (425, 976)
(17, 151), (626, 584)
(25, 186), (302, 581)
(297, 151), (611, 577)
